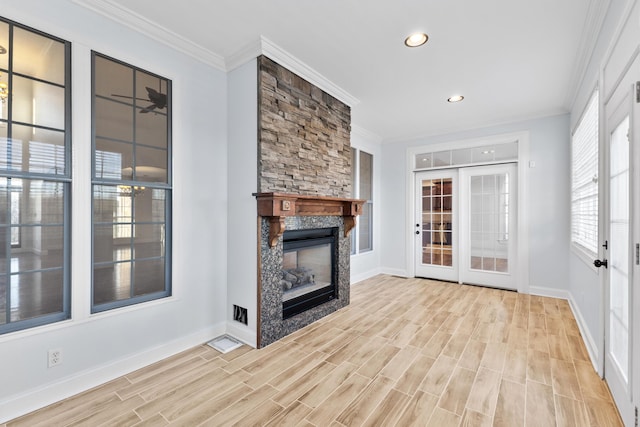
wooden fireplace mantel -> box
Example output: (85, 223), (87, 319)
(254, 192), (366, 247)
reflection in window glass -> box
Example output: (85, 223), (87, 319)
(92, 52), (171, 312)
(0, 19), (70, 335)
(421, 178), (453, 267)
(468, 173), (509, 273)
(433, 151), (451, 168)
(0, 21), (8, 71)
(351, 149), (373, 255)
(12, 76), (65, 128)
(358, 151), (373, 252)
(415, 142), (518, 171)
(92, 185), (169, 309)
(13, 27), (65, 85)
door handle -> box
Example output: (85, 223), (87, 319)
(594, 259), (608, 268)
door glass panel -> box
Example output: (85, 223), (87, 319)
(609, 115), (629, 382)
(421, 178), (452, 267)
(469, 172), (510, 273)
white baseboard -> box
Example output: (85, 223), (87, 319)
(225, 321), (257, 348)
(567, 295), (600, 372)
(0, 323), (226, 424)
(380, 267), (409, 278)
(350, 268), (382, 285)
(529, 286), (571, 300)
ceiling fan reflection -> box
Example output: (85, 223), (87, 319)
(111, 86), (167, 113)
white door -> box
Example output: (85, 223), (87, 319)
(602, 59), (639, 426)
(459, 164), (518, 290)
(415, 170), (458, 282)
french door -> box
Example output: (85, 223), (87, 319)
(601, 57), (639, 426)
(415, 164), (517, 289)
(459, 164), (517, 290)
(415, 170), (457, 282)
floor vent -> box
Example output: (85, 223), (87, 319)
(207, 335), (243, 354)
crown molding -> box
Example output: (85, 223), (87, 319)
(225, 39), (263, 72)
(226, 36), (360, 107)
(382, 108), (568, 145)
(73, 1), (359, 107)
(351, 124), (383, 144)
(564, 0), (611, 110)
(72, 0), (226, 70)
(259, 37), (360, 107)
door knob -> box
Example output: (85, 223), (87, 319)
(594, 259), (608, 268)
(415, 230), (420, 235)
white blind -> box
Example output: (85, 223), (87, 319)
(571, 90), (599, 256)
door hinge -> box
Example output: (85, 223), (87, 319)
(636, 243), (640, 265)
(637, 81), (640, 103)
(635, 406), (638, 427)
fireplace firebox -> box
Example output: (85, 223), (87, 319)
(282, 227), (338, 319)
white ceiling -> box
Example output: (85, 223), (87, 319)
(75, 0), (601, 143)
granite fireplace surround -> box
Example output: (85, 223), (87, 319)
(255, 193), (363, 347)
(255, 56), (361, 347)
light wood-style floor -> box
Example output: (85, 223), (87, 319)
(5, 275), (623, 426)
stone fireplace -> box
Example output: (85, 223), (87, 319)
(254, 56), (360, 347)
(255, 193), (362, 347)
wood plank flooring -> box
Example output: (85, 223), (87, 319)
(5, 275), (623, 426)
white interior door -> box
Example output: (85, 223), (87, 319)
(459, 164), (518, 290)
(602, 59), (638, 426)
(415, 170), (458, 282)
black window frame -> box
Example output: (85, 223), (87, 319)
(90, 51), (172, 313)
(0, 17), (72, 334)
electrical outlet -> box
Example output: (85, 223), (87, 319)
(48, 349), (62, 368)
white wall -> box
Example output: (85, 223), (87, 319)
(568, 0), (637, 369)
(226, 59), (258, 346)
(350, 126), (382, 283)
(0, 1), (228, 421)
(379, 114), (571, 293)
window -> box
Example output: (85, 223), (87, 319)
(571, 89), (599, 258)
(0, 19), (71, 334)
(351, 148), (373, 254)
(92, 52), (171, 312)
(415, 141), (518, 170)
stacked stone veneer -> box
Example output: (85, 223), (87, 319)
(256, 56), (354, 347)
(258, 55), (352, 197)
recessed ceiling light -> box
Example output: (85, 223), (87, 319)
(447, 95), (464, 103)
(404, 32), (428, 47)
